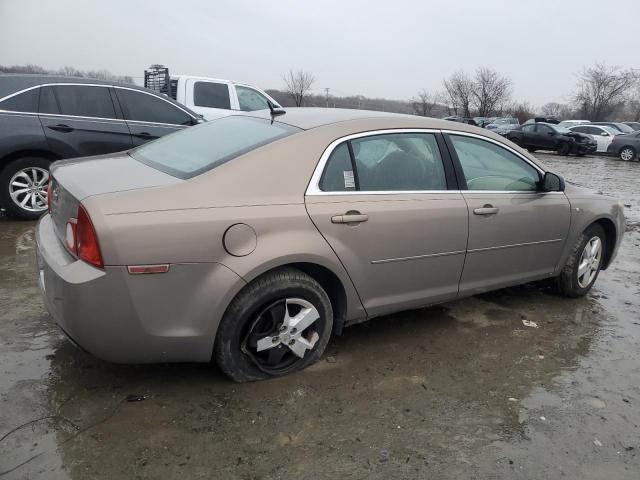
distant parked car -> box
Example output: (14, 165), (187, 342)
(623, 121), (640, 131)
(591, 122), (635, 134)
(473, 117), (495, 128)
(607, 130), (640, 161)
(523, 117), (560, 125)
(486, 117), (519, 130)
(144, 68), (281, 121)
(558, 119), (590, 128)
(507, 122), (597, 156)
(0, 75), (201, 219)
(443, 116), (477, 125)
(568, 124), (619, 153)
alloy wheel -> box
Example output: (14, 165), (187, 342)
(577, 236), (602, 288)
(242, 298), (321, 374)
(620, 148), (634, 161)
(9, 167), (49, 213)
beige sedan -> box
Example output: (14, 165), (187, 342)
(36, 108), (625, 381)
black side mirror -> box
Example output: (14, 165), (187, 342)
(541, 172), (565, 192)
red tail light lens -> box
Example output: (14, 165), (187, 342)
(76, 206), (103, 268)
(65, 206), (103, 268)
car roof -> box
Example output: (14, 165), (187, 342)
(244, 107), (464, 131)
(0, 74), (199, 117)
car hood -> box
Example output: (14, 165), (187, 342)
(51, 152), (181, 201)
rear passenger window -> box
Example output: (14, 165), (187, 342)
(115, 89), (193, 125)
(352, 133), (447, 191)
(39, 86), (59, 114)
(0, 88), (40, 113)
(54, 85), (116, 118)
(319, 143), (355, 192)
(193, 82), (231, 109)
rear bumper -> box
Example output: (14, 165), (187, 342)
(35, 214), (245, 363)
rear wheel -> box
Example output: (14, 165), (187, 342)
(214, 268), (333, 382)
(0, 157), (50, 220)
(619, 146), (636, 161)
(555, 224), (605, 297)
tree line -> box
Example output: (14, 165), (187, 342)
(0, 64), (134, 84)
(277, 65), (640, 123)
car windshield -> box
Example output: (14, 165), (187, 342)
(601, 126), (619, 135)
(614, 123), (635, 133)
(130, 116), (300, 179)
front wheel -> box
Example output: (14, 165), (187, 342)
(214, 268), (333, 382)
(619, 146), (636, 161)
(556, 142), (570, 156)
(555, 224), (606, 297)
(0, 157), (50, 220)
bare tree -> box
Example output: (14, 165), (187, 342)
(471, 67), (511, 117)
(541, 102), (562, 117)
(283, 69), (315, 107)
(574, 63), (637, 120)
(507, 101), (535, 124)
(443, 71), (474, 117)
(411, 90), (439, 116)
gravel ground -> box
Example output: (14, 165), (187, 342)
(0, 152), (639, 479)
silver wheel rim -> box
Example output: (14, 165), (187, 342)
(9, 167), (49, 212)
(255, 298), (320, 358)
(621, 148), (634, 161)
(577, 236), (602, 289)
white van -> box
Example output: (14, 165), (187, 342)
(145, 70), (281, 120)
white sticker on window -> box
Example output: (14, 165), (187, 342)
(343, 170), (355, 189)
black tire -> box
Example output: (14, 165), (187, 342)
(619, 146), (636, 161)
(556, 142), (570, 156)
(0, 157), (50, 220)
(555, 224), (606, 298)
(214, 268), (333, 382)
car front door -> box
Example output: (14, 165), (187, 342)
(185, 79), (233, 120)
(535, 124), (556, 149)
(445, 133), (571, 295)
(305, 131), (468, 317)
(38, 84), (132, 158)
(113, 88), (195, 146)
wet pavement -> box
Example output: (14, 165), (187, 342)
(1, 153), (639, 479)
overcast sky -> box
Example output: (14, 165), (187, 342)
(1, 0), (638, 107)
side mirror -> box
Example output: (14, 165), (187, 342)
(601, 132), (609, 137)
(541, 172), (565, 192)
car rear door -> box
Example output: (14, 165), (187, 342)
(445, 132), (571, 295)
(185, 79), (234, 120)
(113, 87), (195, 146)
(39, 84), (132, 158)
(305, 130), (468, 317)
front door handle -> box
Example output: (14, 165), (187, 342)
(134, 132), (153, 138)
(331, 211), (368, 224)
(473, 205), (499, 216)
(48, 124), (73, 133)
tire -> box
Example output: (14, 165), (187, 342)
(555, 224), (606, 298)
(556, 142), (570, 156)
(0, 157), (51, 220)
(619, 146), (636, 161)
(214, 268), (333, 382)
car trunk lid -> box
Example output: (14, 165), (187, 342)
(49, 152), (181, 245)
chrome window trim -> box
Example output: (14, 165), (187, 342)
(0, 83), (197, 123)
(305, 128), (447, 196)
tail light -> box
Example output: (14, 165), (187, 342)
(65, 205), (104, 268)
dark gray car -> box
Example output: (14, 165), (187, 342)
(0, 75), (201, 219)
(607, 130), (640, 161)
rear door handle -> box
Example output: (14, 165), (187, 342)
(473, 205), (499, 216)
(48, 124), (73, 133)
(331, 212), (368, 224)
(134, 132), (153, 138)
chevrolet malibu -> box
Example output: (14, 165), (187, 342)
(36, 109), (625, 382)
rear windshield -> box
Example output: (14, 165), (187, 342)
(130, 116), (300, 179)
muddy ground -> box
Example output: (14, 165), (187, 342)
(1, 152), (639, 479)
